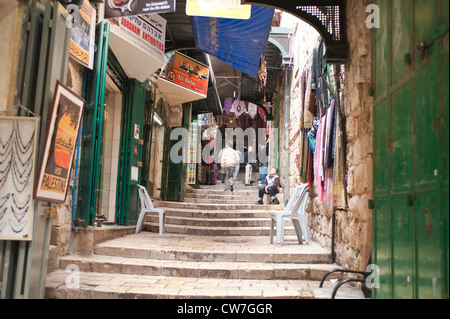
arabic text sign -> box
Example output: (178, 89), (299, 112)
(104, 0), (176, 19)
(186, 0), (251, 19)
(165, 52), (209, 96)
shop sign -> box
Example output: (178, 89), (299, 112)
(186, 0), (251, 19)
(165, 52), (209, 96)
(104, 0), (176, 19)
(106, 62), (123, 91)
(110, 14), (166, 62)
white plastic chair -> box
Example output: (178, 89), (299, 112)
(136, 185), (165, 235)
(270, 183), (310, 246)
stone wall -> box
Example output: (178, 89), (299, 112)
(337, 0), (373, 270)
(279, 1), (373, 272)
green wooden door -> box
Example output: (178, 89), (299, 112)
(161, 126), (187, 202)
(76, 21), (109, 226)
(116, 79), (145, 225)
(372, 0), (449, 299)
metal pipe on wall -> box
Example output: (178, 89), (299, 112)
(284, 66), (291, 205)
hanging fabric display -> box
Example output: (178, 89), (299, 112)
(303, 66), (315, 129)
(248, 102), (257, 119)
(258, 106), (266, 119)
(232, 100), (246, 117)
(223, 97), (233, 114)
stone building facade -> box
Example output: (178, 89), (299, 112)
(277, 0), (373, 271)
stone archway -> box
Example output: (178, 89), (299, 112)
(243, 0), (348, 62)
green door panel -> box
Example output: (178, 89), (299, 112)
(414, 63), (440, 187)
(373, 100), (391, 193)
(116, 79), (145, 225)
(374, 0), (389, 100)
(414, 0), (438, 68)
(77, 21), (110, 226)
(392, 82), (414, 190)
(415, 191), (443, 298)
(391, 0), (413, 85)
(373, 0), (448, 299)
(392, 194), (414, 299)
(373, 195), (392, 299)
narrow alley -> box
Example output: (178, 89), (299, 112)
(0, 0), (448, 303)
(46, 173), (364, 299)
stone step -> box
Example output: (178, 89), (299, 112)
(183, 198), (264, 204)
(158, 208), (273, 218)
(146, 215), (290, 228)
(93, 234), (332, 264)
(312, 287), (368, 299)
(184, 193), (281, 200)
(46, 270), (340, 299)
(144, 223), (298, 236)
(185, 188), (259, 195)
(57, 254), (337, 281)
(154, 201), (283, 211)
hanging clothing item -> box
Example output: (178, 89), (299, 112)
(314, 114), (327, 202)
(303, 66), (315, 128)
(224, 97), (233, 114)
(324, 99), (336, 169)
(233, 100), (246, 117)
(248, 103), (257, 119)
(311, 39), (328, 117)
(299, 70), (306, 128)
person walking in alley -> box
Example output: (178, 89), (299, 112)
(256, 168), (280, 205)
(244, 146), (255, 186)
(220, 142), (240, 192)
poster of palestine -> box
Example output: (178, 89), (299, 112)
(0, 117), (38, 240)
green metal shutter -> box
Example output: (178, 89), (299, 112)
(76, 21), (110, 226)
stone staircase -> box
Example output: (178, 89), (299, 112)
(45, 173), (366, 299)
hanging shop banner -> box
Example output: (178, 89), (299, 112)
(186, 0), (251, 19)
(34, 81), (85, 203)
(165, 51), (210, 96)
(0, 117), (38, 241)
(104, 0), (176, 19)
(69, 0), (96, 69)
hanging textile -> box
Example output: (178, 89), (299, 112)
(258, 106), (266, 119)
(314, 114), (327, 202)
(232, 100), (246, 117)
(299, 70), (306, 128)
(303, 66), (316, 129)
(258, 56), (268, 101)
(224, 97), (233, 114)
(324, 99), (335, 169)
(248, 102), (257, 119)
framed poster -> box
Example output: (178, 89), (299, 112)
(0, 116), (39, 240)
(34, 81), (85, 203)
(69, 0), (96, 69)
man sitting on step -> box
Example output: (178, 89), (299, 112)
(256, 168), (280, 205)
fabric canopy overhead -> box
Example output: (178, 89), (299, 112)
(191, 5), (274, 78)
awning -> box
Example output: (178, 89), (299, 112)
(108, 15), (166, 83)
(156, 78), (207, 106)
(191, 6), (274, 78)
